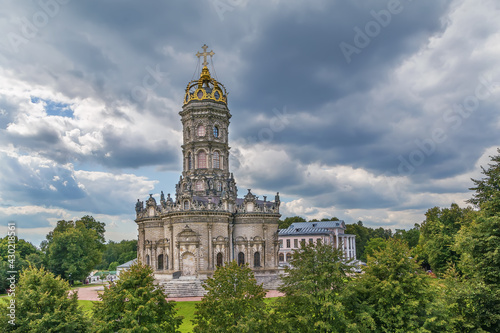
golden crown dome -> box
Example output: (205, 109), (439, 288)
(184, 45), (227, 105)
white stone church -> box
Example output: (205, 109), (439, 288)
(134, 45), (282, 294)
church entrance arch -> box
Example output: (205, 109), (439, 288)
(182, 252), (196, 276)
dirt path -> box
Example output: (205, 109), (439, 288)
(73, 286), (283, 302)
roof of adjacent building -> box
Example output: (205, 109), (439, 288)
(278, 227), (331, 236)
(288, 221), (345, 229)
(117, 258), (137, 269)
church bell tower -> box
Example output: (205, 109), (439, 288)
(175, 45), (237, 207)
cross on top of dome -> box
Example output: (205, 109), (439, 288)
(196, 44), (214, 67)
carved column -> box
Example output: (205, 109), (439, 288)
(207, 223), (212, 270)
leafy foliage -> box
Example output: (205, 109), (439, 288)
(272, 242), (351, 332)
(93, 261), (182, 332)
(96, 239), (137, 270)
(45, 216), (106, 281)
(343, 239), (442, 332)
(0, 266), (89, 332)
(345, 221), (392, 261)
(0, 236), (42, 293)
(416, 204), (474, 273)
(193, 261), (267, 332)
(467, 147), (500, 214)
(278, 215), (307, 229)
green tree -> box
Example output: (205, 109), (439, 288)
(417, 204), (473, 273)
(0, 236), (42, 293)
(46, 220), (104, 281)
(363, 237), (387, 260)
(343, 239), (444, 332)
(272, 242), (351, 332)
(96, 239), (137, 270)
(278, 216), (306, 229)
(0, 266), (89, 332)
(467, 147), (500, 214)
(0, 236), (39, 260)
(193, 261), (267, 332)
(394, 224), (420, 249)
(93, 261), (182, 332)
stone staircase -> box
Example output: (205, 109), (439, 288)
(161, 279), (207, 298)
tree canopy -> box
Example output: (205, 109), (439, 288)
(0, 266), (88, 332)
(193, 261), (267, 332)
(272, 241), (352, 332)
(45, 216), (105, 281)
(93, 261), (182, 332)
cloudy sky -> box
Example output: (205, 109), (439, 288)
(1, 0), (499, 247)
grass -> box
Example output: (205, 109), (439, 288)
(175, 301), (200, 333)
(76, 299), (200, 332)
(3, 297), (281, 332)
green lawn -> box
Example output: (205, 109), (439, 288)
(77, 300), (199, 332)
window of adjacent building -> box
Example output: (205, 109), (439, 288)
(254, 252), (261, 267)
(197, 124), (205, 137)
(238, 252), (245, 266)
(279, 240), (283, 248)
(213, 125), (219, 138)
(286, 239), (290, 248)
(286, 253), (292, 262)
(309, 238), (313, 244)
(158, 254), (164, 270)
(294, 239), (298, 248)
(317, 238), (322, 244)
(217, 252), (223, 267)
(301, 239), (306, 246)
(197, 150), (206, 168)
(279, 253), (284, 262)
(213, 151), (220, 169)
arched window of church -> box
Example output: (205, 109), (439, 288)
(238, 252), (245, 266)
(186, 127), (190, 140)
(187, 152), (192, 170)
(279, 253), (284, 262)
(286, 253), (292, 262)
(197, 150), (206, 168)
(196, 180), (203, 191)
(158, 254), (164, 270)
(213, 151), (220, 169)
(184, 201), (189, 210)
(216, 252), (223, 267)
(213, 125), (219, 138)
(217, 182), (222, 192)
(254, 252), (261, 267)
(146, 255), (150, 266)
(197, 124), (205, 137)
